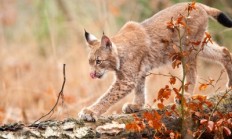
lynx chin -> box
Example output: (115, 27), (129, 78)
(79, 2), (232, 122)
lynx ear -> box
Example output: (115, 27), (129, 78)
(101, 35), (112, 50)
(84, 29), (98, 45)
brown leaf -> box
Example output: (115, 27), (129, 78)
(200, 119), (208, 125)
(199, 84), (208, 91)
(184, 82), (191, 92)
(205, 101), (213, 108)
(190, 41), (201, 46)
(143, 112), (153, 121)
(165, 111), (172, 116)
(187, 1), (196, 13)
(157, 103), (165, 110)
(207, 121), (214, 132)
(216, 119), (224, 126)
(171, 104), (176, 111)
(167, 17), (175, 30)
(223, 126), (231, 136)
(173, 88), (180, 94)
(192, 95), (207, 102)
(176, 14), (186, 27)
(169, 76), (176, 85)
(158, 85), (171, 100)
(172, 59), (182, 69)
(229, 112), (232, 117)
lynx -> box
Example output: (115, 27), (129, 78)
(79, 2), (232, 121)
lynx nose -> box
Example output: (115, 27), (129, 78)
(90, 71), (96, 79)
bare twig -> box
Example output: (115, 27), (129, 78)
(146, 72), (182, 83)
(31, 64), (66, 124)
(215, 70), (225, 85)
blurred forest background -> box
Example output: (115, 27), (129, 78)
(0, 0), (232, 124)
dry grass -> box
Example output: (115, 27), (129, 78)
(0, 0), (231, 124)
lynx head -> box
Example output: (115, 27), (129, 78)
(84, 30), (120, 79)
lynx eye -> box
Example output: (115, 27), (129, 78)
(96, 57), (102, 65)
(96, 59), (102, 65)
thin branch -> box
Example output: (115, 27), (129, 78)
(146, 72), (182, 83)
(31, 64), (66, 125)
(215, 70), (225, 85)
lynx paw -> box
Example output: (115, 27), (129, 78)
(122, 103), (141, 114)
(78, 108), (97, 122)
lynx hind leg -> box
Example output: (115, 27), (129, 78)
(185, 58), (197, 94)
(199, 42), (232, 88)
(222, 48), (232, 88)
(122, 77), (145, 114)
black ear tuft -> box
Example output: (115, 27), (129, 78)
(84, 29), (89, 42)
(84, 29), (98, 45)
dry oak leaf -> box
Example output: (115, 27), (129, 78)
(169, 76), (176, 85)
(223, 126), (231, 136)
(157, 103), (165, 110)
(187, 1), (196, 12)
(199, 83), (208, 91)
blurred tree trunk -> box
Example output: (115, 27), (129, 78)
(56, 0), (72, 21)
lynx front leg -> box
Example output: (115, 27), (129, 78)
(122, 77), (145, 114)
(78, 80), (135, 122)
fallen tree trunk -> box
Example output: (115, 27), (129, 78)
(0, 91), (231, 139)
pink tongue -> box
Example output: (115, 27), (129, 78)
(90, 72), (96, 79)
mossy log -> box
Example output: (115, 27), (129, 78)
(0, 91), (231, 139)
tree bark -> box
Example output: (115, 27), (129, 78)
(0, 91), (231, 139)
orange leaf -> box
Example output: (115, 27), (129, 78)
(169, 76), (176, 85)
(187, 1), (196, 12)
(163, 90), (171, 100)
(157, 88), (164, 100)
(152, 119), (162, 130)
(173, 88), (180, 94)
(199, 84), (208, 91)
(154, 111), (162, 121)
(157, 85), (171, 100)
(167, 17), (175, 29)
(165, 111), (172, 116)
(192, 95), (207, 102)
(184, 82), (191, 92)
(172, 59), (182, 69)
(176, 14), (186, 27)
(205, 101), (213, 108)
(190, 41), (201, 46)
(143, 112), (153, 121)
(157, 103), (165, 110)
(171, 104), (176, 111)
